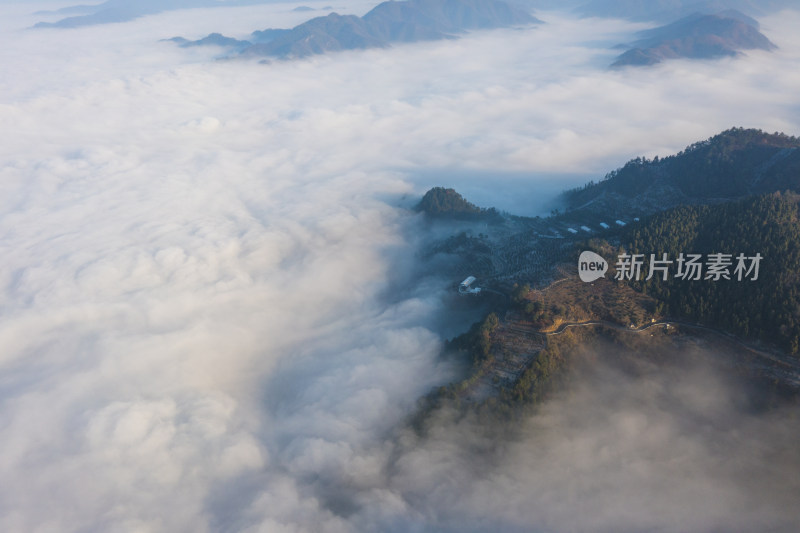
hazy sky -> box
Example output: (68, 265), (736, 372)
(1, 1), (800, 531)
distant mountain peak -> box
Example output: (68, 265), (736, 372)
(34, 0), (274, 28)
(611, 10), (776, 68)
(170, 0), (541, 60)
(577, 0), (798, 23)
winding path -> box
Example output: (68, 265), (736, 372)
(543, 318), (800, 376)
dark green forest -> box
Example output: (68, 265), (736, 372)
(622, 191), (800, 354)
(417, 187), (481, 215)
(417, 186), (501, 219)
(565, 128), (800, 207)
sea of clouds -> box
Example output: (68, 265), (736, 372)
(1, 1), (800, 531)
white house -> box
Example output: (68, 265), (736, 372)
(459, 276), (481, 295)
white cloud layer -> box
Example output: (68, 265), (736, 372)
(1, 1), (799, 531)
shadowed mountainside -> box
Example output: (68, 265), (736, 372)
(172, 0), (541, 59)
(34, 0), (271, 28)
(578, 0), (796, 22)
(611, 10), (776, 67)
(564, 128), (800, 215)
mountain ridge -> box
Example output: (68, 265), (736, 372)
(564, 128), (800, 215)
(578, 0), (797, 23)
(171, 0), (541, 59)
(611, 10), (776, 67)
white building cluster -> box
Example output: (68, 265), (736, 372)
(459, 276), (481, 295)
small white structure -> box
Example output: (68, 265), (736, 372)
(615, 220), (626, 227)
(599, 222), (610, 229)
(634, 217), (640, 222)
(567, 228), (578, 234)
(459, 276), (481, 295)
(581, 225), (592, 233)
